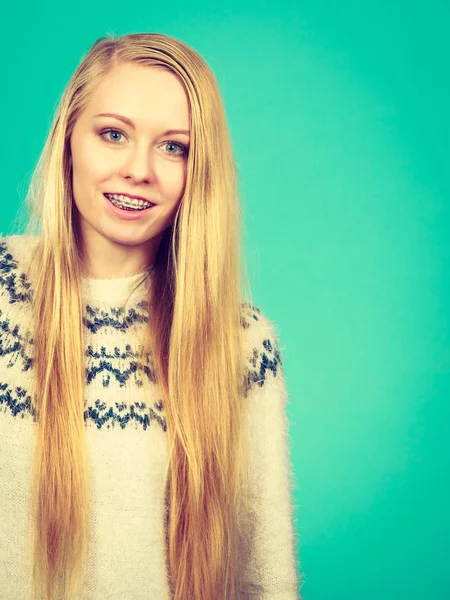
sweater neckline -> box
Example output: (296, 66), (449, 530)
(81, 268), (153, 306)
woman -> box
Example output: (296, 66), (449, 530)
(0, 33), (301, 600)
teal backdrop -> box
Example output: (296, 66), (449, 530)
(1, 1), (449, 598)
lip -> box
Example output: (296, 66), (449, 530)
(103, 193), (155, 221)
(104, 191), (154, 203)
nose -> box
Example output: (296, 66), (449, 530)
(119, 143), (157, 184)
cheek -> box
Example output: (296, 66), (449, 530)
(72, 142), (112, 188)
(161, 163), (187, 200)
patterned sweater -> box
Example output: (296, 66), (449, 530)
(0, 234), (300, 600)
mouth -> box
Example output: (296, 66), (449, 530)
(104, 193), (155, 212)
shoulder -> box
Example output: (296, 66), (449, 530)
(0, 234), (18, 272)
(0, 234), (36, 304)
(240, 302), (285, 398)
(241, 302), (284, 357)
(241, 302), (281, 338)
(0, 234), (38, 271)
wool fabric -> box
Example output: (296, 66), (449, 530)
(0, 234), (300, 599)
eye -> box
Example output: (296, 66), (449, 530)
(161, 141), (189, 157)
(99, 128), (126, 143)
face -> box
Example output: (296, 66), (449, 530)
(69, 61), (190, 277)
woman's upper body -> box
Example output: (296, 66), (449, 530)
(0, 233), (300, 599)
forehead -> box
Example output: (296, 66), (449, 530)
(82, 62), (190, 129)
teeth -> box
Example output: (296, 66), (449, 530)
(105, 193), (153, 209)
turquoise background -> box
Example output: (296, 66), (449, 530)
(2, 1), (449, 597)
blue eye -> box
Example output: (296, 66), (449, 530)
(163, 141), (188, 157)
(99, 128), (125, 143)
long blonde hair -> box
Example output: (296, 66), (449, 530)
(20, 32), (255, 600)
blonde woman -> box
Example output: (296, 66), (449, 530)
(0, 33), (302, 600)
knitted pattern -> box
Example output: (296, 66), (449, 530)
(0, 234), (300, 599)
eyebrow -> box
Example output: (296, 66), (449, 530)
(93, 112), (190, 137)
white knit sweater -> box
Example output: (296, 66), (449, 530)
(0, 234), (300, 599)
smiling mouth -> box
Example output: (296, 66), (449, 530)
(104, 193), (154, 212)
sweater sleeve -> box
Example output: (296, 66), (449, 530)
(237, 306), (302, 599)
